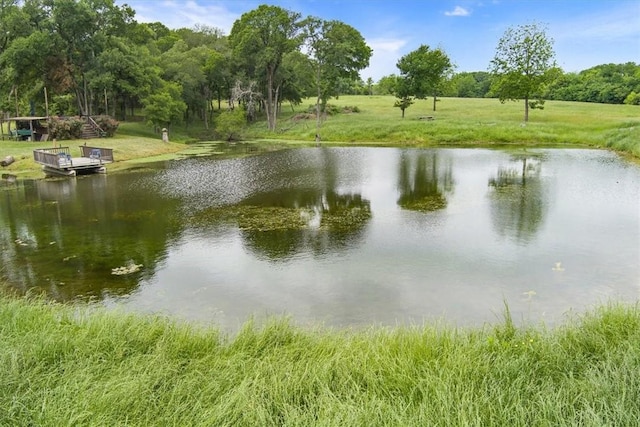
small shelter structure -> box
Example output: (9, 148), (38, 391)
(1, 116), (49, 141)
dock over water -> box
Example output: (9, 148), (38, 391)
(33, 146), (114, 177)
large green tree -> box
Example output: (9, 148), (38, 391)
(490, 23), (556, 122)
(229, 5), (303, 131)
(303, 17), (371, 138)
(89, 38), (157, 119)
(0, 0), (135, 116)
(396, 45), (453, 111)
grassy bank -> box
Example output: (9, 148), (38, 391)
(1, 96), (638, 179)
(247, 96), (640, 157)
(0, 131), (186, 179)
(1, 295), (639, 426)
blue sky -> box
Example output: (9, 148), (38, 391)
(118, 0), (640, 81)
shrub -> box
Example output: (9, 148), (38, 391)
(93, 115), (119, 137)
(624, 91), (640, 105)
(215, 109), (246, 141)
(306, 104), (360, 115)
(48, 117), (84, 140)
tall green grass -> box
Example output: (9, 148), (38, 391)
(246, 96), (640, 158)
(2, 294), (639, 426)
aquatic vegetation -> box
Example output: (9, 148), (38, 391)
(193, 203), (371, 232)
(398, 194), (447, 212)
(111, 262), (143, 275)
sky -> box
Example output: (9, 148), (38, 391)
(116, 0), (640, 81)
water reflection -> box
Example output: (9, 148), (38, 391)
(1, 148), (638, 331)
(0, 176), (181, 300)
(397, 150), (454, 211)
(238, 191), (371, 261)
(488, 155), (547, 243)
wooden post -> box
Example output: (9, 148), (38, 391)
(44, 87), (50, 118)
(14, 86), (18, 117)
(104, 88), (108, 115)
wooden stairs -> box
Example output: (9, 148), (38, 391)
(81, 117), (107, 139)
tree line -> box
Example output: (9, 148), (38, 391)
(426, 62), (640, 106)
(0, 0), (371, 136)
(0, 1), (637, 137)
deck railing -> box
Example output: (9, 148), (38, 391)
(79, 145), (113, 162)
(33, 147), (72, 168)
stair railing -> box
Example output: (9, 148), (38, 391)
(85, 116), (106, 137)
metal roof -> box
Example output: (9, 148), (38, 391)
(2, 116), (48, 121)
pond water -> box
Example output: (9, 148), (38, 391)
(1, 147), (639, 331)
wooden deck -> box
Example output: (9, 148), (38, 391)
(33, 146), (113, 177)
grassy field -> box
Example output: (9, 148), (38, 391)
(245, 96), (640, 155)
(1, 294), (639, 426)
(1, 96), (639, 179)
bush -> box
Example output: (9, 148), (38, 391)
(48, 117), (84, 140)
(215, 109), (246, 141)
(306, 104), (360, 115)
(93, 115), (119, 137)
(624, 91), (640, 105)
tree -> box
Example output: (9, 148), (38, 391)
(142, 81), (186, 130)
(89, 38), (157, 119)
(490, 23), (556, 122)
(396, 45), (453, 111)
(215, 108), (246, 141)
(393, 76), (413, 118)
(376, 74), (399, 95)
(303, 17), (371, 138)
(448, 71), (493, 98)
(366, 77), (373, 95)
(229, 5), (303, 131)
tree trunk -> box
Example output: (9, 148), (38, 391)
(266, 68), (275, 131)
(432, 93), (437, 111)
(524, 96), (529, 122)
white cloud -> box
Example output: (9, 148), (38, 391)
(122, 0), (239, 34)
(361, 38), (408, 81)
(444, 6), (470, 17)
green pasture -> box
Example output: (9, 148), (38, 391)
(1, 294), (638, 426)
(246, 96), (640, 156)
(1, 96), (638, 179)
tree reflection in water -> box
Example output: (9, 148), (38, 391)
(397, 150), (454, 212)
(0, 176), (182, 300)
(488, 154), (548, 243)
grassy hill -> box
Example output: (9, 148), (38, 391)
(245, 96), (640, 157)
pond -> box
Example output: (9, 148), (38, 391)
(1, 147), (638, 331)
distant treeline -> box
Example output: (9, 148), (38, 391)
(1, 0), (636, 133)
(440, 62), (640, 104)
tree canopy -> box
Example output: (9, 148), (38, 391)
(490, 23), (557, 122)
(396, 45), (453, 111)
(303, 17), (371, 137)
